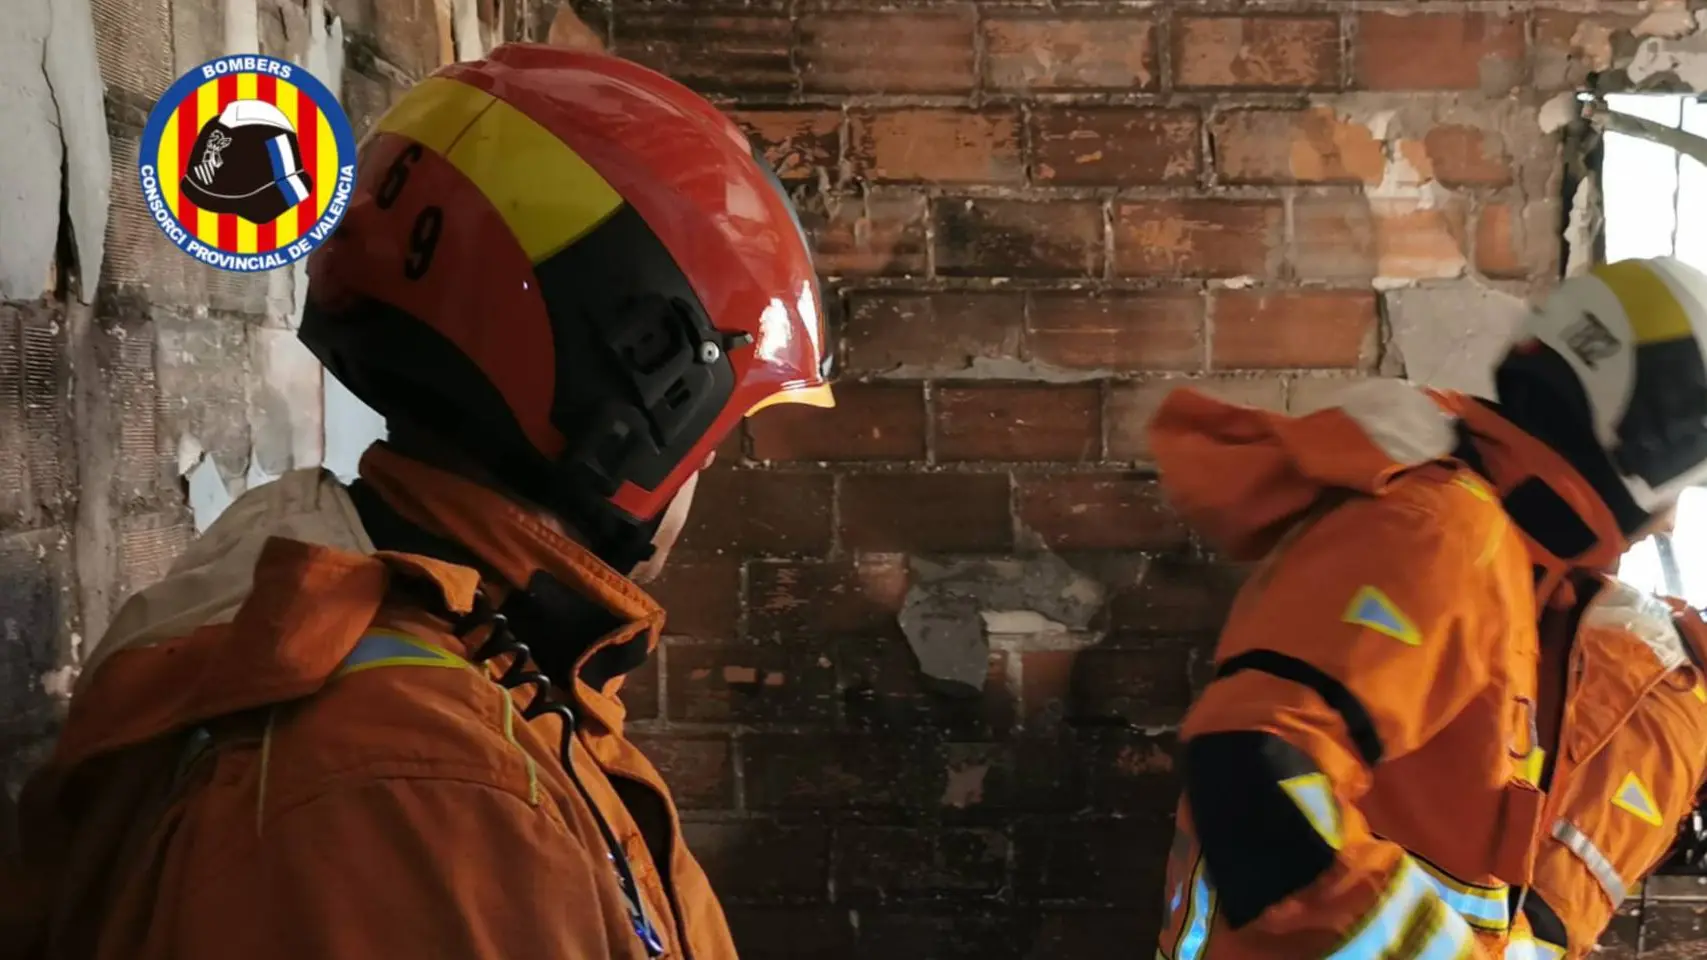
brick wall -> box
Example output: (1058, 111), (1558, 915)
(600, 2), (1707, 956)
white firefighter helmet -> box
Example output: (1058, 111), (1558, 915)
(1505, 256), (1707, 517)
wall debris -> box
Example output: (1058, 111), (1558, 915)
(899, 553), (1105, 694)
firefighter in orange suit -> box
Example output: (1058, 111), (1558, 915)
(1148, 256), (1707, 959)
(1520, 581), (1707, 958)
(0, 45), (833, 959)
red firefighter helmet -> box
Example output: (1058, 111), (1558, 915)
(300, 44), (832, 559)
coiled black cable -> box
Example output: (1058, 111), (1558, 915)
(467, 611), (666, 956)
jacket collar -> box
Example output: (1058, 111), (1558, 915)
(1434, 393), (1627, 608)
(357, 445), (665, 726)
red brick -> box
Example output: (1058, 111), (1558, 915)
(626, 734), (735, 809)
(1031, 911), (1158, 956)
(1290, 196), (1469, 281)
(1015, 818), (1167, 905)
(665, 643), (839, 724)
(749, 384), (925, 462)
(844, 292), (1025, 377)
(849, 110), (1023, 184)
(1106, 377), (1285, 460)
(1421, 124), (1512, 186)
(935, 384), (1102, 462)
(1211, 289), (1378, 370)
(1021, 644), (1193, 729)
(860, 913), (1019, 958)
(1031, 108), (1200, 186)
(617, 653), (660, 721)
(800, 10), (975, 94)
(1356, 12), (1525, 92)
(838, 827), (1009, 898)
(547, 6), (605, 53)
(804, 189), (928, 277)
(1107, 557), (1243, 636)
(724, 908), (855, 960)
(1476, 201), (1543, 279)
(1114, 199), (1282, 278)
(983, 16), (1156, 91)
(743, 734), (947, 810)
(1211, 107), (1384, 185)
(840, 472), (1013, 552)
(1085, 733), (1183, 815)
(1174, 16), (1341, 89)
(678, 470), (834, 556)
(729, 109), (841, 182)
(618, 13), (793, 93)
(934, 199), (1104, 278)
(839, 638), (1014, 737)
(1026, 291), (1205, 372)
(680, 822), (831, 902)
(649, 556), (741, 640)
(1016, 474), (1188, 551)
(748, 556), (909, 640)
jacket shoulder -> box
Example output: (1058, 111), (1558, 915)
(256, 630), (539, 811)
(1277, 464), (1525, 594)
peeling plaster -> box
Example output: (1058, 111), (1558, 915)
(1628, 14), (1707, 90)
(1565, 178), (1601, 278)
(1, 0), (65, 301)
(1540, 93), (1580, 136)
(43, 0), (110, 303)
(453, 0), (485, 61)
(898, 554), (1105, 693)
(1, 0), (109, 302)
(1385, 284), (1532, 398)
(1637, 3), (1700, 40)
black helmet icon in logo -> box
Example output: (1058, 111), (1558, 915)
(180, 100), (314, 224)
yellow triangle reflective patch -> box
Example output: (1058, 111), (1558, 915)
(1342, 586), (1421, 646)
(1611, 772), (1664, 827)
(1279, 772), (1343, 849)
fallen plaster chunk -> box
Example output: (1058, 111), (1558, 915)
(899, 553), (1105, 694)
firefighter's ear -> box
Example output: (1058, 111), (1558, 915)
(547, 7), (606, 53)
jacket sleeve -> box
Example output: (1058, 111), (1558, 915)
(186, 777), (647, 960)
(1176, 485), (1509, 956)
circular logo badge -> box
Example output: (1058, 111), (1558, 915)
(138, 54), (357, 273)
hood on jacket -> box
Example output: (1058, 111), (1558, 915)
(1148, 380), (1628, 603)
(1147, 379), (1458, 563)
(78, 445), (666, 734)
(79, 469), (375, 692)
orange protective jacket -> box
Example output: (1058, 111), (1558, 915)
(1524, 581), (1707, 957)
(0, 446), (735, 960)
(1149, 380), (1629, 960)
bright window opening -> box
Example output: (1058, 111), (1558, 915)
(1604, 93), (1707, 603)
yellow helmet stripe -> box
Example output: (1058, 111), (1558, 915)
(376, 76), (624, 264)
(1593, 260), (1695, 345)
